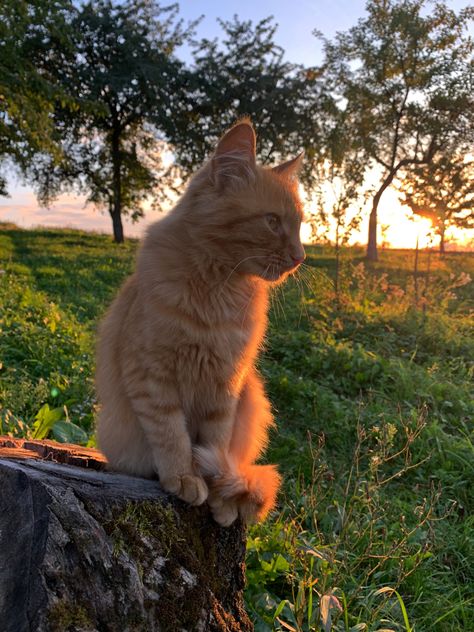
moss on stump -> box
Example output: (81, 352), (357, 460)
(0, 437), (252, 632)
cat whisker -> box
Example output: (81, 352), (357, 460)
(293, 269), (311, 326)
(239, 263), (272, 328)
(296, 266), (316, 295)
(299, 262), (333, 289)
(218, 254), (268, 294)
(295, 267), (313, 294)
(270, 277), (287, 322)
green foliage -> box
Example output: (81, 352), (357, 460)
(248, 250), (474, 630)
(0, 226), (135, 439)
(0, 0), (76, 181)
(51, 419), (89, 444)
(171, 15), (324, 192)
(32, 404), (65, 440)
(0, 225), (473, 629)
(30, 402), (88, 444)
(27, 0), (198, 242)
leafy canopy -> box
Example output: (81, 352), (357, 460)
(321, 0), (474, 259)
(170, 16), (326, 191)
(0, 0), (76, 194)
(28, 0), (197, 241)
(400, 149), (474, 245)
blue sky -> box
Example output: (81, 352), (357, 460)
(177, 0), (472, 64)
(1, 0), (472, 247)
(177, 0), (363, 65)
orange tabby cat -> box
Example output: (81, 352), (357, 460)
(96, 119), (305, 526)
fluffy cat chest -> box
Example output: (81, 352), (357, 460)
(174, 328), (251, 377)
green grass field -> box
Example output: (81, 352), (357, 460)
(1, 223), (473, 631)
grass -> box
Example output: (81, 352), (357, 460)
(0, 223), (473, 631)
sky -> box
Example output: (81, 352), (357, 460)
(1, 0), (472, 249)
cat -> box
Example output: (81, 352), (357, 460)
(96, 119), (305, 526)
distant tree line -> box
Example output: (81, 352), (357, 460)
(0, 0), (473, 255)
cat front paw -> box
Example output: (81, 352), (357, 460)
(161, 474), (208, 506)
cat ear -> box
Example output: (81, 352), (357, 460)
(212, 120), (257, 189)
(272, 152), (304, 179)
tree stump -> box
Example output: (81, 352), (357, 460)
(0, 437), (253, 632)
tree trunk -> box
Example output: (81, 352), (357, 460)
(366, 169), (401, 262)
(0, 437), (253, 632)
(334, 221), (340, 300)
(439, 223), (446, 255)
(422, 246), (432, 314)
(413, 235), (420, 307)
(111, 124), (124, 244)
(366, 204), (378, 262)
(110, 208), (124, 244)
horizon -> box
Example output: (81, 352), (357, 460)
(1, 176), (472, 251)
(1, 211), (472, 253)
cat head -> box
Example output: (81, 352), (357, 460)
(185, 119), (305, 284)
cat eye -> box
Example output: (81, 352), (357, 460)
(265, 213), (281, 232)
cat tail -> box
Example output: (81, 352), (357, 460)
(193, 445), (247, 497)
(238, 462), (281, 523)
(193, 445), (281, 523)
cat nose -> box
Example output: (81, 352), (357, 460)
(290, 251), (305, 265)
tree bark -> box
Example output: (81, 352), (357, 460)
(439, 223), (446, 255)
(110, 208), (124, 244)
(366, 203), (378, 262)
(0, 437), (252, 632)
(111, 123), (124, 243)
(367, 177), (393, 263)
(414, 235), (420, 307)
(334, 221), (340, 299)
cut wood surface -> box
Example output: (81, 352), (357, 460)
(0, 436), (252, 632)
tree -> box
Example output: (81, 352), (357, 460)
(312, 110), (367, 297)
(0, 0), (75, 193)
(321, 0), (474, 260)
(168, 16), (326, 193)
(28, 11), (327, 242)
(399, 151), (474, 254)
(30, 0), (197, 243)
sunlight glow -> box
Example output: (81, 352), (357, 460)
(300, 221), (313, 244)
(1, 181), (473, 250)
(384, 214), (434, 249)
(302, 186), (473, 251)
